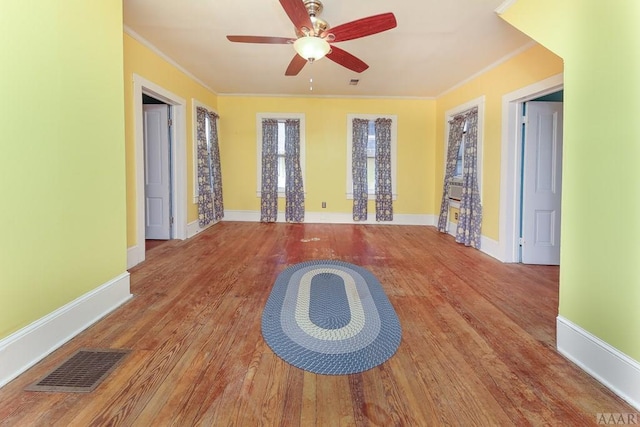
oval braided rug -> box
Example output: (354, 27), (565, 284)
(261, 260), (402, 375)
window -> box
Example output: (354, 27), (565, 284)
(192, 100), (219, 203)
(277, 121), (286, 191)
(256, 113), (305, 197)
(453, 120), (469, 180)
(366, 120), (376, 192)
(204, 113), (216, 188)
(444, 96), (484, 199)
(346, 114), (397, 199)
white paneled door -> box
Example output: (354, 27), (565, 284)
(144, 104), (171, 240)
(521, 101), (563, 265)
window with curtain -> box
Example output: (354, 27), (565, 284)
(437, 103), (482, 248)
(454, 121), (468, 179)
(346, 114), (397, 222)
(195, 104), (224, 228)
(256, 113), (305, 222)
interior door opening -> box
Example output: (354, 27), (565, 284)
(129, 74), (187, 269)
(143, 94), (173, 248)
(519, 91), (564, 264)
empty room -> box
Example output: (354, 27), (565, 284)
(1, 1), (638, 425)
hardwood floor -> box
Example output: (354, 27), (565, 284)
(145, 239), (169, 252)
(0, 222), (634, 426)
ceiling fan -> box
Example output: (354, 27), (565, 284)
(226, 0), (397, 76)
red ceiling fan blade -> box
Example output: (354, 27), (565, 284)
(326, 46), (368, 73)
(279, 0), (314, 33)
(323, 13), (397, 43)
(226, 35), (295, 44)
(285, 54), (308, 76)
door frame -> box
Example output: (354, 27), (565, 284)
(130, 74), (187, 268)
(499, 73), (563, 262)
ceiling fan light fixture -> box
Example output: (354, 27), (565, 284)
(294, 36), (331, 62)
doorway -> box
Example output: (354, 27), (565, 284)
(499, 74), (564, 264)
(143, 95), (172, 242)
(129, 75), (187, 269)
(520, 97), (563, 264)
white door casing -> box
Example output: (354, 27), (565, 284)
(129, 74), (187, 269)
(144, 104), (171, 240)
(521, 101), (563, 265)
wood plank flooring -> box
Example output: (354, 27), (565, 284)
(0, 222), (634, 426)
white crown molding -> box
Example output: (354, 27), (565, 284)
(217, 92), (435, 101)
(495, 0), (518, 15)
(437, 41), (537, 98)
(124, 26), (217, 95)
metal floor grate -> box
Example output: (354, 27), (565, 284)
(26, 348), (130, 393)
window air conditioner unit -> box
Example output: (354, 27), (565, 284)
(448, 179), (463, 201)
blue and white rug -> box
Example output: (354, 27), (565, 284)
(261, 260), (402, 375)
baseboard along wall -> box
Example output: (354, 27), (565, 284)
(557, 316), (640, 411)
(0, 272), (132, 388)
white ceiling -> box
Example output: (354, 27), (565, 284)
(123, 0), (532, 98)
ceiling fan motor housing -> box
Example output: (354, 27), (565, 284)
(304, 0), (323, 17)
(295, 0), (329, 37)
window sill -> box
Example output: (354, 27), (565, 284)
(346, 192), (398, 201)
(256, 190), (306, 198)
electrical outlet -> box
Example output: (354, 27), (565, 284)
(322, 202), (327, 209)
(454, 212), (459, 221)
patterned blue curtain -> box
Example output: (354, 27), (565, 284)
(374, 118), (393, 221)
(456, 108), (482, 248)
(260, 119), (278, 222)
(196, 107), (214, 228)
(284, 119), (305, 222)
(437, 116), (466, 233)
(352, 118), (369, 221)
(207, 111), (224, 222)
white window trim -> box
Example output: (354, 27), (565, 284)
(444, 96), (484, 206)
(345, 114), (398, 200)
(192, 99), (219, 204)
(256, 112), (306, 198)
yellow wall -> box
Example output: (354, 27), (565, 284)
(0, 1), (126, 338)
(501, 0), (640, 361)
(124, 36), (563, 249)
(123, 34), (218, 247)
(218, 96), (435, 216)
(435, 44), (563, 240)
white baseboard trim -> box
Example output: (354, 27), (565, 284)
(224, 210), (259, 222)
(480, 235), (501, 261)
(557, 316), (640, 411)
(187, 220), (201, 238)
(447, 221), (502, 261)
(127, 245), (143, 269)
(187, 219), (219, 238)
(224, 210), (435, 226)
(0, 272), (133, 388)
(128, 220), (213, 268)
